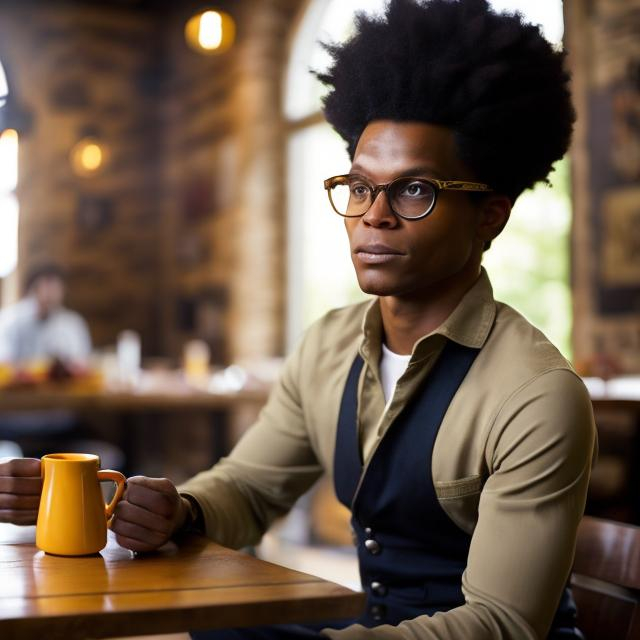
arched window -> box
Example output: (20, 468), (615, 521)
(285, 0), (572, 356)
(0, 59), (19, 295)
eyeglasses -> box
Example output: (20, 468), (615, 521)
(323, 174), (492, 220)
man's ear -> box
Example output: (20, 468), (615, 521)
(476, 195), (512, 245)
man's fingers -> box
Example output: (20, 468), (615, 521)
(113, 532), (162, 554)
(111, 476), (182, 552)
(111, 516), (168, 548)
(114, 501), (173, 536)
(0, 458), (41, 477)
(0, 476), (42, 495)
(125, 479), (178, 519)
(0, 459), (42, 526)
(0, 494), (40, 510)
(126, 476), (177, 497)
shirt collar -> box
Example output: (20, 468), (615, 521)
(359, 267), (496, 365)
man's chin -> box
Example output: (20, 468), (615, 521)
(356, 276), (401, 297)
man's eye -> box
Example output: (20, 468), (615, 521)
(399, 181), (429, 197)
(350, 184), (369, 198)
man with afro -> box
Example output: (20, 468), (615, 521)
(2, 1), (595, 638)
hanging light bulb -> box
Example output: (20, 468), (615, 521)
(70, 136), (109, 177)
(185, 9), (235, 55)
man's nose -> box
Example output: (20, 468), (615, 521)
(361, 190), (398, 227)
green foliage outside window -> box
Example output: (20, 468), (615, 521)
(483, 157), (572, 359)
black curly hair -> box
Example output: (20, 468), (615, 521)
(315, 0), (574, 203)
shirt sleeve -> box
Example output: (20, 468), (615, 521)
(323, 368), (597, 640)
(177, 331), (324, 549)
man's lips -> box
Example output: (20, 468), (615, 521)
(353, 243), (405, 264)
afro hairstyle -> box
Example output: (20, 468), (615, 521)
(315, 0), (575, 203)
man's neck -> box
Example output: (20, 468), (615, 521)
(379, 267), (482, 355)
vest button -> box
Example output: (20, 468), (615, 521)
(364, 538), (381, 554)
(364, 527), (373, 536)
(369, 604), (386, 622)
(370, 581), (387, 596)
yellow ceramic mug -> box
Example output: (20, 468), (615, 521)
(36, 453), (126, 556)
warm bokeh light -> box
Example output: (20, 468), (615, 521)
(0, 128), (18, 278)
(185, 9), (235, 55)
(199, 11), (223, 50)
(80, 143), (103, 171)
(0, 129), (18, 192)
(70, 137), (107, 176)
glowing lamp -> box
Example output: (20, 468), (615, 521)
(185, 9), (235, 55)
(70, 137), (108, 177)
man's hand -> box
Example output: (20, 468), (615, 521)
(0, 458), (42, 525)
(111, 476), (191, 552)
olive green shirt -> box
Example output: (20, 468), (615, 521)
(179, 269), (597, 640)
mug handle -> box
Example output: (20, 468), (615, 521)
(98, 469), (126, 522)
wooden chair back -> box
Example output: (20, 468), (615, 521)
(571, 516), (640, 640)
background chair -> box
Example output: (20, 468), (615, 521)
(572, 516), (640, 640)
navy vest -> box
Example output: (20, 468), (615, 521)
(333, 340), (581, 636)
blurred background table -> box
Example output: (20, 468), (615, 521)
(0, 524), (364, 640)
(0, 385), (269, 412)
(0, 372), (270, 480)
(583, 377), (640, 525)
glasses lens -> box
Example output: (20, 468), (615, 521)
(389, 178), (436, 218)
(329, 177), (371, 217)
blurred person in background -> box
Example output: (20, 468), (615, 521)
(0, 0), (596, 638)
(0, 264), (91, 365)
(0, 264), (122, 467)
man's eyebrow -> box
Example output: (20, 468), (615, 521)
(349, 164), (447, 180)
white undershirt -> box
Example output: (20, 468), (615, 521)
(380, 343), (412, 404)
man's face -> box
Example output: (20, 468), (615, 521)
(33, 276), (65, 318)
(345, 120), (486, 299)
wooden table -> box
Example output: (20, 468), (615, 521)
(0, 524), (364, 640)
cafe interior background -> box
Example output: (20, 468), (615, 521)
(0, 0), (639, 603)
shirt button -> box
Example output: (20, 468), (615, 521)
(365, 538), (381, 555)
(370, 581), (387, 596)
(369, 604), (386, 622)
